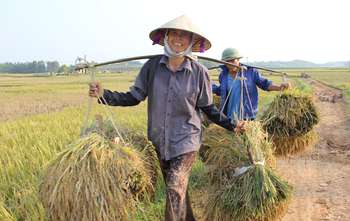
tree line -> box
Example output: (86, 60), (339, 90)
(0, 59), (231, 74)
(0, 61), (75, 73)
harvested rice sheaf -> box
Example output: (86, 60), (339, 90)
(261, 89), (319, 137)
(39, 133), (152, 221)
(202, 121), (276, 183)
(206, 165), (292, 221)
(204, 122), (292, 221)
(272, 129), (318, 156)
(85, 118), (161, 193)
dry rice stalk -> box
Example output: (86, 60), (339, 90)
(39, 133), (152, 221)
(262, 89), (319, 137)
(85, 118), (161, 195)
(204, 122), (292, 221)
(206, 165), (292, 221)
(272, 130), (318, 156)
(202, 122), (275, 184)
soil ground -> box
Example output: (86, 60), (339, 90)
(279, 79), (350, 221)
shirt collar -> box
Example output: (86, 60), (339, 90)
(160, 55), (193, 73)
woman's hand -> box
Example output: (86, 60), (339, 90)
(88, 82), (104, 97)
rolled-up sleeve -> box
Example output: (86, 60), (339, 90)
(253, 69), (272, 91)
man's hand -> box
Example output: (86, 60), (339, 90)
(89, 82), (104, 98)
(234, 120), (245, 133)
(280, 82), (291, 91)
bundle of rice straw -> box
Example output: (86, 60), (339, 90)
(272, 130), (318, 156)
(39, 133), (153, 221)
(261, 89), (319, 156)
(85, 116), (161, 193)
(204, 121), (292, 221)
(261, 89), (319, 137)
(200, 122), (275, 170)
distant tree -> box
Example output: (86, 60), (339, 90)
(47, 61), (60, 72)
(37, 61), (46, 72)
(0, 61), (69, 73)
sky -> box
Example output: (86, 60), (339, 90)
(1, 0), (350, 64)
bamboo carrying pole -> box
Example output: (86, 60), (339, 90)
(75, 54), (242, 70)
(75, 54), (287, 76)
(208, 64), (288, 75)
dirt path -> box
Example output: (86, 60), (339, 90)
(278, 79), (350, 221)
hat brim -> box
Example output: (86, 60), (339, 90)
(149, 28), (211, 52)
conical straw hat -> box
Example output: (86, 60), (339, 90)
(149, 15), (211, 52)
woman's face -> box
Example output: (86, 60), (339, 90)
(167, 29), (192, 53)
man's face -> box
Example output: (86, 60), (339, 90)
(225, 58), (240, 72)
(167, 29), (192, 53)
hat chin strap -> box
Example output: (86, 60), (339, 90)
(163, 34), (193, 58)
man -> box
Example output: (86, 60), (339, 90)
(89, 15), (244, 221)
(212, 47), (290, 121)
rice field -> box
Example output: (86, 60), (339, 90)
(0, 72), (153, 220)
(0, 72), (137, 121)
(0, 68), (348, 220)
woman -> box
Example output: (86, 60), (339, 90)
(89, 15), (244, 221)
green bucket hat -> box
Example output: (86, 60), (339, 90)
(221, 48), (243, 61)
(149, 15), (211, 52)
